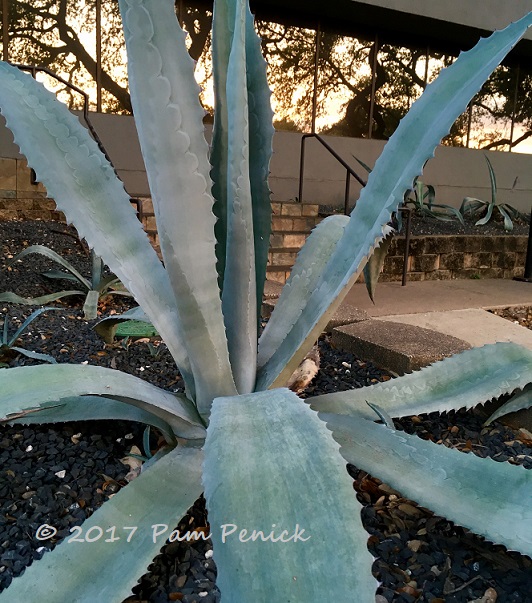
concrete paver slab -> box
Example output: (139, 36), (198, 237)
(377, 308), (532, 351)
(332, 320), (470, 375)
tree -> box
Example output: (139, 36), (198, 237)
(2, 0), (131, 112)
(0, 0), (211, 113)
(3, 0), (530, 151)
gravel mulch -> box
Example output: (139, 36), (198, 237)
(320, 207), (531, 236)
(490, 306), (532, 331)
(0, 219), (531, 603)
(400, 212), (531, 237)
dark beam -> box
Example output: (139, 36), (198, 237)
(191, 0), (532, 64)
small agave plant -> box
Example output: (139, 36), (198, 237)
(0, 246), (132, 320)
(0, 1), (531, 600)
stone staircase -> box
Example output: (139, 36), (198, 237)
(132, 199), (321, 283)
(267, 201), (321, 283)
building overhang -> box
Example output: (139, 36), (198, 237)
(247, 0), (532, 63)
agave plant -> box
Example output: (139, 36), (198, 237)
(404, 175), (466, 224)
(354, 156), (465, 225)
(0, 1), (531, 600)
(0, 245), (132, 320)
(460, 153), (524, 231)
(0, 307), (59, 366)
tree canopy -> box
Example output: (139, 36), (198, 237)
(1, 0), (530, 150)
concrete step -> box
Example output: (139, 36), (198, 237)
(266, 265), (293, 284)
(269, 231), (310, 250)
(268, 247), (301, 267)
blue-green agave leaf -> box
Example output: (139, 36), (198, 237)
(0, 60), (195, 398)
(427, 203), (466, 225)
(6, 244), (91, 289)
(362, 224), (394, 303)
(258, 215), (349, 369)
(0, 364), (205, 440)
(8, 307), (62, 344)
(476, 201), (495, 225)
(461, 197), (486, 215)
(485, 383), (532, 425)
(203, 388), (376, 601)
(256, 13), (532, 390)
(94, 306), (154, 343)
(484, 153), (498, 205)
(219, 0), (257, 394)
(97, 275), (130, 295)
(0, 290), (87, 305)
(118, 0), (236, 410)
(366, 401), (395, 429)
(245, 5), (275, 326)
(0, 445), (203, 602)
(9, 347), (57, 364)
(497, 204), (514, 231)
(310, 343), (532, 420)
(210, 0), (235, 291)
(42, 270), (82, 282)
(82, 289), (100, 320)
(5, 396), (177, 445)
(91, 250), (103, 288)
(320, 413), (532, 557)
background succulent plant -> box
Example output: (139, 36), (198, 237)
(0, 246), (132, 319)
(0, 1), (531, 600)
(460, 153), (524, 231)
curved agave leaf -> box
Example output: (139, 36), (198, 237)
(245, 6), (275, 326)
(97, 275), (130, 295)
(210, 0), (235, 291)
(501, 203), (522, 219)
(255, 13), (532, 391)
(460, 197), (486, 215)
(258, 215), (349, 369)
(476, 201), (495, 225)
(497, 204), (514, 231)
(0, 364), (206, 440)
(94, 305), (154, 343)
(0, 290), (86, 305)
(362, 224), (394, 303)
(9, 346), (57, 364)
(82, 290), (100, 320)
(485, 383), (532, 425)
(219, 0), (257, 394)
(118, 0), (236, 410)
(321, 413), (532, 557)
(203, 388), (376, 601)
(427, 202), (466, 225)
(310, 343), (532, 420)
(0, 60), (195, 398)
(0, 445), (203, 602)
(42, 270), (82, 282)
(484, 153), (497, 205)
(6, 244), (91, 289)
(7, 307), (62, 345)
(91, 250), (103, 288)
(5, 396), (177, 445)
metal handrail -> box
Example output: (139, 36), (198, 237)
(11, 63), (142, 216)
(299, 133), (367, 215)
(298, 132), (412, 286)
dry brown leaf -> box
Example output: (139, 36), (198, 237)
(468, 587), (498, 603)
(287, 346), (320, 394)
(120, 445), (144, 482)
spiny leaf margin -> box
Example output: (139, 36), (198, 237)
(321, 413), (532, 557)
(256, 12), (532, 390)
